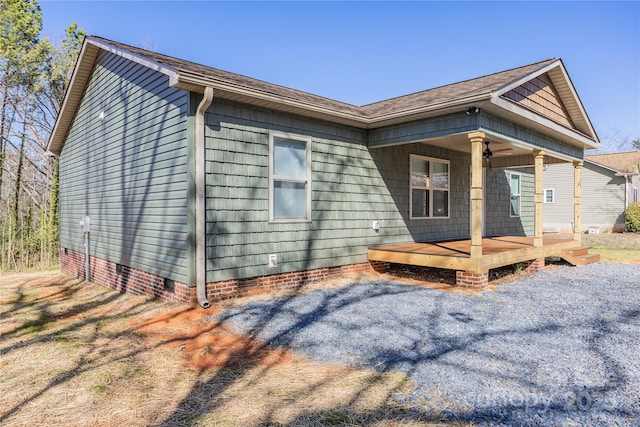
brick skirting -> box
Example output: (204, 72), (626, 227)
(455, 271), (489, 289)
(60, 247), (389, 305)
(60, 247), (190, 303)
(523, 258), (545, 274)
(454, 258), (546, 289)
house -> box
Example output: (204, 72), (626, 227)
(543, 150), (640, 233)
(47, 36), (600, 306)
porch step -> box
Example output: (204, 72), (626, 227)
(561, 247), (600, 266)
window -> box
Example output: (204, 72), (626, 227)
(634, 187), (639, 203)
(544, 188), (554, 204)
(510, 173), (521, 217)
(269, 131), (312, 222)
(410, 155), (450, 219)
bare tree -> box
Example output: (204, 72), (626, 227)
(1, 0), (84, 270)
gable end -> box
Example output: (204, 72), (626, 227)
(501, 73), (575, 129)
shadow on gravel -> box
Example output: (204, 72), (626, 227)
(214, 265), (640, 426)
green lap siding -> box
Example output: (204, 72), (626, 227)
(58, 51), (190, 283)
(204, 100), (473, 282)
(485, 167), (534, 237)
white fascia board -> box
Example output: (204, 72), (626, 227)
(87, 37), (180, 85)
(491, 97), (600, 150)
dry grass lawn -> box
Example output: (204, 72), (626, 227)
(1, 270), (467, 427)
(582, 232), (640, 264)
(3, 234), (636, 425)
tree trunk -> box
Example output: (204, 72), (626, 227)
(0, 83), (8, 196)
(12, 123), (26, 237)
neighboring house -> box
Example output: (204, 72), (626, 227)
(47, 36), (600, 306)
(543, 151), (640, 233)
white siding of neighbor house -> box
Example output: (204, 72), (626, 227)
(543, 162), (627, 232)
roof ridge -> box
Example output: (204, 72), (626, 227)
(360, 58), (558, 109)
(89, 35), (364, 110)
(88, 36), (558, 118)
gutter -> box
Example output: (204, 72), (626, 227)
(175, 72), (491, 128)
(195, 87), (214, 308)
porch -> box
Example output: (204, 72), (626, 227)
(368, 236), (582, 287)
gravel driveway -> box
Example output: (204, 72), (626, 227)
(214, 263), (640, 426)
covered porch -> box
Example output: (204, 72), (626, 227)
(363, 60), (600, 288)
(367, 127), (589, 288)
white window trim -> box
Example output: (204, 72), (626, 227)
(268, 130), (312, 222)
(544, 188), (554, 204)
(409, 154), (450, 220)
(510, 172), (521, 217)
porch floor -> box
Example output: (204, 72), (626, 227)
(368, 236), (579, 273)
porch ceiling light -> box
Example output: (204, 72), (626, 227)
(466, 107), (480, 115)
(483, 140), (493, 167)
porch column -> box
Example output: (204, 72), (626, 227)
(573, 161), (583, 244)
(468, 131), (485, 258)
(533, 150), (545, 247)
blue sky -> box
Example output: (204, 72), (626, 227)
(40, 1), (639, 151)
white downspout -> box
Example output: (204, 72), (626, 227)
(196, 87), (214, 308)
(624, 174), (629, 209)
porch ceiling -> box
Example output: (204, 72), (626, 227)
(416, 134), (530, 158)
(377, 132), (577, 167)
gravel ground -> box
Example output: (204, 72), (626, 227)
(213, 263), (640, 426)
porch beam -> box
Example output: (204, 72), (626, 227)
(468, 131), (485, 258)
(533, 149), (545, 247)
(573, 161), (583, 244)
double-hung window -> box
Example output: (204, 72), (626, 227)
(410, 155), (450, 219)
(510, 173), (521, 217)
(544, 188), (554, 204)
(269, 131), (312, 222)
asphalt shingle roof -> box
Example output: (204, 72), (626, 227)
(586, 151), (640, 174)
(92, 36), (556, 120)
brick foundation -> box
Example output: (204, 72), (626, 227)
(455, 271), (489, 289)
(60, 247), (383, 306)
(199, 261), (380, 304)
(523, 258), (545, 273)
(60, 247), (190, 303)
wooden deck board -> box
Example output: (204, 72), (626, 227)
(369, 236), (578, 273)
